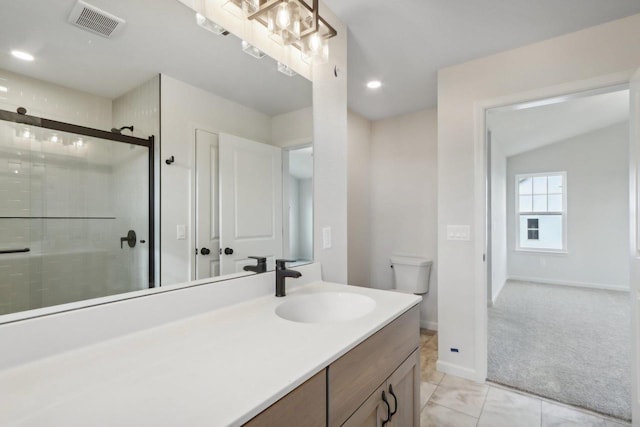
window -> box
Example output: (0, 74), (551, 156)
(516, 172), (566, 251)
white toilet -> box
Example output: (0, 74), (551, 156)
(390, 255), (432, 295)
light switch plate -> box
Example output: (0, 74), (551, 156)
(322, 227), (332, 249)
(447, 225), (471, 241)
(177, 224), (186, 240)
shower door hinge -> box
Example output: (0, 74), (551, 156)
(483, 253), (486, 262)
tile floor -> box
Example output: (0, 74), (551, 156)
(418, 330), (631, 427)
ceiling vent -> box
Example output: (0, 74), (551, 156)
(67, 1), (126, 38)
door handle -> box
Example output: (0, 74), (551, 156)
(224, 247), (234, 255)
(381, 391), (391, 427)
(200, 247), (211, 255)
(388, 384), (398, 419)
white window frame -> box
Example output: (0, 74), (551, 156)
(515, 171), (568, 253)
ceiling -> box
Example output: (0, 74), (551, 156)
(488, 89), (629, 157)
(0, 0), (311, 116)
(323, 0), (640, 120)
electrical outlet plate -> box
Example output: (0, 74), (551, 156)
(447, 225), (471, 241)
(322, 227), (332, 249)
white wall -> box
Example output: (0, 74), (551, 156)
(369, 108), (438, 329)
(347, 110), (372, 288)
(312, 4), (348, 284)
(490, 137), (508, 303)
(506, 123), (629, 290)
(160, 74), (272, 285)
(271, 107), (313, 148)
(437, 13), (640, 381)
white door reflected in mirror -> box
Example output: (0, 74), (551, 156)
(195, 133), (284, 280)
(195, 129), (221, 280)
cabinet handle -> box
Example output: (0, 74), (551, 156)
(388, 384), (398, 419)
(381, 391), (391, 427)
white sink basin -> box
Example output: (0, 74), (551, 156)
(275, 292), (376, 323)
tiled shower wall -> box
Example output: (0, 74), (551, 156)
(0, 70), (158, 315)
(111, 75), (160, 290)
(0, 124), (115, 314)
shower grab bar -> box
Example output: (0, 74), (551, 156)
(0, 248), (30, 254)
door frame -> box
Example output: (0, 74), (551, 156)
(473, 71), (636, 387)
(282, 142), (314, 261)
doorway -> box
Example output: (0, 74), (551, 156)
(485, 87), (632, 421)
(193, 129), (283, 281)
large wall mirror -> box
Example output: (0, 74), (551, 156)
(0, 0), (313, 319)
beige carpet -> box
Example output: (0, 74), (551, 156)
(488, 280), (631, 421)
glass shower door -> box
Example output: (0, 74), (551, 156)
(0, 114), (153, 316)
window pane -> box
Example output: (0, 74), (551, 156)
(533, 195), (547, 212)
(519, 214), (563, 250)
(519, 177), (532, 195)
(527, 218), (539, 230)
(548, 175), (563, 194)
(548, 194), (563, 212)
(527, 229), (539, 240)
(519, 195), (532, 212)
(533, 176), (547, 194)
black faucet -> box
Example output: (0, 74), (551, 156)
(275, 259), (301, 297)
(243, 256), (267, 274)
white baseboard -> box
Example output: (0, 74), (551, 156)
(508, 276), (629, 292)
(436, 360), (482, 382)
(421, 320), (438, 331)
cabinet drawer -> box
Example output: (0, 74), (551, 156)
(243, 370), (326, 427)
(328, 306), (420, 427)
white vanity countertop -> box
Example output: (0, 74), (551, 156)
(0, 281), (421, 427)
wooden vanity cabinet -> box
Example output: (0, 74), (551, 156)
(342, 350), (419, 427)
(329, 306), (420, 427)
(243, 370), (326, 427)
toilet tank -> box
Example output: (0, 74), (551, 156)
(390, 255), (432, 295)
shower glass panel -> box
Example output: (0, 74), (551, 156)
(0, 113), (153, 316)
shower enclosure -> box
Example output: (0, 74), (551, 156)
(0, 109), (154, 316)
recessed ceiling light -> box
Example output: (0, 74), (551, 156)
(11, 50), (34, 61)
(366, 80), (382, 89)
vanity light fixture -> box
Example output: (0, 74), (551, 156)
(223, 0), (336, 64)
(0, 86), (8, 93)
(11, 50), (35, 61)
(241, 40), (266, 59)
(366, 80), (382, 89)
(195, 13), (228, 36)
(277, 61), (296, 76)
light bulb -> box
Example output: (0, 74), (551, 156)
(308, 33), (322, 53)
(74, 139), (84, 147)
(293, 18), (301, 38)
(22, 129), (30, 139)
(276, 2), (291, 29)
(267, 11), (275, 33)
(50, 135), (59, 143)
